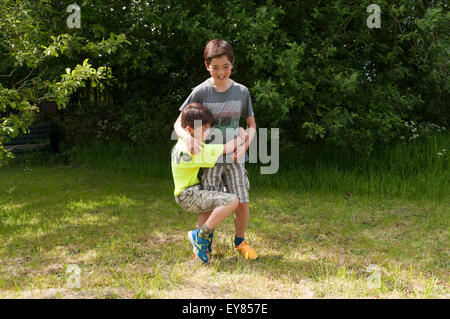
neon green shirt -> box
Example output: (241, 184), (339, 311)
(171, 138), (224, 196)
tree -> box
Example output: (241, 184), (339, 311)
(0, 0), (129, 164)
(1, 1), (448, 159)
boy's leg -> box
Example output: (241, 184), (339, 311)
(197, 212), (213, 254)
(234, 202), (249, 238)
(197, 212), (211, 229)
(205, 163), (248, 237)
(222, 163), (249, 202)
(190, 197), (238, 262)
(222, 162), (250, 237)
(201, 165), (226, 253)
(176, 184), (233, 215)
(203, 197), (238, 230)
(197, 191), (238, 255)
(202, 164), (224, 192)
(222, 163), (257, 260)
(177, 185), (237, 262)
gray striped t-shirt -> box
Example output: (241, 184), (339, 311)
(179, 78), (254, 149)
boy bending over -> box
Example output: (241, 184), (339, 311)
(171, 102), (246, 263)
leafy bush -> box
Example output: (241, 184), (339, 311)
(2, 1), (448, 157)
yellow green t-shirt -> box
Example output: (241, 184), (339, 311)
(171, 138), (224, 196)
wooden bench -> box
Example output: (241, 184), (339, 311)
(3, 122), (59, 153)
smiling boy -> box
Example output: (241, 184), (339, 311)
(174, 39), (258, 260)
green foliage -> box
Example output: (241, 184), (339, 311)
(0, 85), (37, 162)
(1, 1), (449, 156)
(0, 0), (130, 165)
(85, 0), (447, 154)
(49, 59), (111, 108)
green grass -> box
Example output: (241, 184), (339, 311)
(0, 133), (448, 298)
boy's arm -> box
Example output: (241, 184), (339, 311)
(223, 128), (246, 154)
(174, 113), (203, 155)
(233, 116), (256, 162)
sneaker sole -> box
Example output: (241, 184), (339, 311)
(188, 231), (195, 247)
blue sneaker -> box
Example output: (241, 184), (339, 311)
(207, 232), (214, 254)
(188, 229), (209, 263)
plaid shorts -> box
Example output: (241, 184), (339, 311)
(202, 162), (250, 203)
(175, 184), (237, 214)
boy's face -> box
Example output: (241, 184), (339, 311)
(188, 123), (211, 143)
(205, 55), (233, 84)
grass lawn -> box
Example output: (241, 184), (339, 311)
(0, 162), (448, 298)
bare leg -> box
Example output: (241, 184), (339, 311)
(205, 198), (239, 230)
(197, 212), (211, 228)
(234, 202), (249, 239)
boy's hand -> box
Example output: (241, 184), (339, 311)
(183, 133), (203, 155)
(233, 144), (246, 163)
(237, 127), (248, 143)
(232, 127), (248, 162)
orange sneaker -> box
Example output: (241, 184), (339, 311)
(235, 241), (258, 260)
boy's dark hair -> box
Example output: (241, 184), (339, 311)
(181, 102), (215, 128)
(204, 39), (234, 66)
